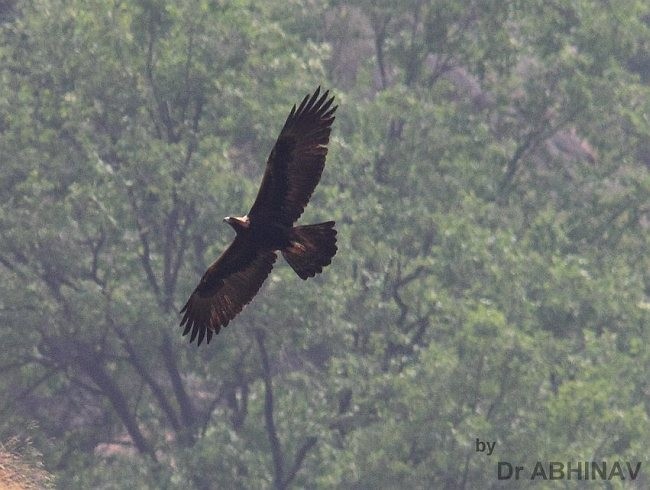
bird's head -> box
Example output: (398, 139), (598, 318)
(224, 215), (250, 232)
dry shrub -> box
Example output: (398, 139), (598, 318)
(0, 437), (54, 489)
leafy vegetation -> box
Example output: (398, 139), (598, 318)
(0, 0), (648, 488)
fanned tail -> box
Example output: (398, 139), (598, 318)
(282, 221), (337, 279)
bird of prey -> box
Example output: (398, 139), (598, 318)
(180, 88), (338, 345)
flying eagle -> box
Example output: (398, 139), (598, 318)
(180, 88), (338, 345)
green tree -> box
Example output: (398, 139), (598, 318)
(0, 0), (648, 488)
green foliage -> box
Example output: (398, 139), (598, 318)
(0, 0), (648, 488)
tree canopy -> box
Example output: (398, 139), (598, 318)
(0, 0), (648, 488)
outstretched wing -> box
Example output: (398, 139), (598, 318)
(180, 238), (277, 345)
(248, 87), (337, 225)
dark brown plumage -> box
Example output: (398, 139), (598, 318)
(180, 88), (338, 345)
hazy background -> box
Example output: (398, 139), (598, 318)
(0, 0), (648, 488)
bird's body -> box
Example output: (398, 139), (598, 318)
(225, 216), (290, 250)
(180, 88), (338, 345)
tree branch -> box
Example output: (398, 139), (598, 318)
(498, 110), (578, 198)
(498, 129), (540, 195)
(111, 322), (182, 434)
(161, 333), (197, 442)
(283, 436), (318, 489)
(0, 368), (59, 417)
(126, 186), (161, 300)
(145, 11), (179, 143)
(70, 341), (158, 461)
(255, 328), (284, 489)
(163, 198), (180, 310)
(370, 12), (391, 90)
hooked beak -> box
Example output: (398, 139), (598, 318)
(224, 216), (250, 229)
